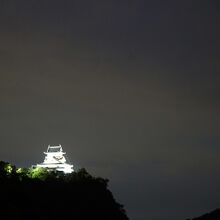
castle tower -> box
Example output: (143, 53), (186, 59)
(35, 145), (74, 173)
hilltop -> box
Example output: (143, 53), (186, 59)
(0, 161), (129, 220)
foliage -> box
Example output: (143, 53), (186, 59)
(0, 161), (16, 179)
(27, 167), (49, 180)
(0, 160), (129, 220)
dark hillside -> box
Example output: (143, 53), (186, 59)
(187, 209), (220, 220)
(0, 161), (129, 220)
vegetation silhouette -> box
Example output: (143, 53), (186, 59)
(0, 161), (129, 220)
(187, 209), (220, 220)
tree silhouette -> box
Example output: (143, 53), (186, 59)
(0, 160), (129, 220)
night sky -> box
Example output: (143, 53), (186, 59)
(0, 1), (220, 220)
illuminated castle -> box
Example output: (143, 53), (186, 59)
(35, 145), (74, 173)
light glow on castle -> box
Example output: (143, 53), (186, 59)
(35, 145), (74, 174)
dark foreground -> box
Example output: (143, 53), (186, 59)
(0, 161), (129, 220)
(187, 209), (220, 220)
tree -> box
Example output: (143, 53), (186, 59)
(0, 161), (16, 179)
(27, 167), (49, 180)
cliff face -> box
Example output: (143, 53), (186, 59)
(0, 161), (129, 220)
